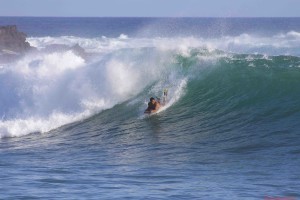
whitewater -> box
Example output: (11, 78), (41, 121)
(0, 17), (299, 199)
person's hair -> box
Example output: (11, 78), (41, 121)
(150, 97), (155, 101)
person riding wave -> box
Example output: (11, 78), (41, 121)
(144, 97), (160, 114)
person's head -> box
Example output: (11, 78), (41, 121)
(150, 97), (156, 103)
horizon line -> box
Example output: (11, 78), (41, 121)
(0, 16), (300, 18)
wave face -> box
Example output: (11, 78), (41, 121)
(1, 31), (300, 138)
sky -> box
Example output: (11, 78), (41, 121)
(0, 0), (299, 17)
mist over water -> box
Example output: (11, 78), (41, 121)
(0, 18), (300, 199)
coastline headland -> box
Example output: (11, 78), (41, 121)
(0, 25), (34, 62)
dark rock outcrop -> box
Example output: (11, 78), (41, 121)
(0, 25), (89, 64)
(0, 25), (35, 63)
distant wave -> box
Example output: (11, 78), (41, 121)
(28, 31), (300, 56)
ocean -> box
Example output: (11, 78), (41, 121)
(0, 17), (300, 199)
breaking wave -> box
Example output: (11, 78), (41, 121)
(0, 32), (300, 138)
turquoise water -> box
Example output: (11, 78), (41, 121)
(0, 18), (300, 199)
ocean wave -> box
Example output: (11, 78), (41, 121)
(1, 32), (300, 138)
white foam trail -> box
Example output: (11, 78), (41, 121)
(155, 78), (187, 114)
(0, 111), (90, 138)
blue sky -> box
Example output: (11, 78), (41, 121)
(0, 0), (299, 17)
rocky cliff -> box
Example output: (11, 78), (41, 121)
(0, 25), (88, 64)
(0, 25), (34, 63)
